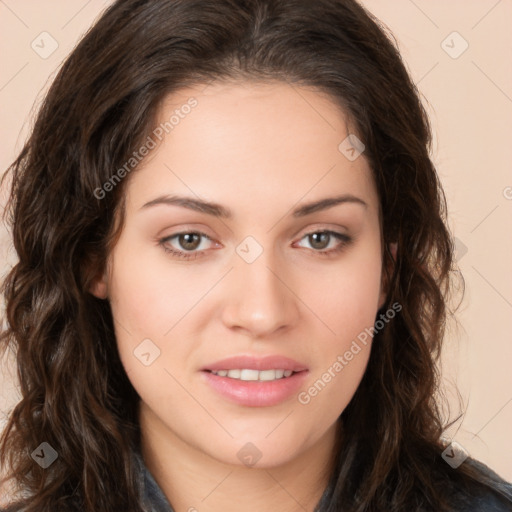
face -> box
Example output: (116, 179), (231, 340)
(91, 80), (387, 468)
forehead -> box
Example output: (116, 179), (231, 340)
(125, 80), (378, 216)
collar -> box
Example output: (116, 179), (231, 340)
(133, 448), (175, 512)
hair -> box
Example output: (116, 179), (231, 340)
(1, 0), (511, 511)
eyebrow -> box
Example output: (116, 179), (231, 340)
(139, 193), (367, 218)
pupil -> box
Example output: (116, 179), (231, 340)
(180, 233), (200, 250)
(310, 232), (329, 249)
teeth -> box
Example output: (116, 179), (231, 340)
(210, 369), (295, 381)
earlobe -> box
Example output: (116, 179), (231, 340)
(84, 256), (110, 300)
(89, 272), (109, 299)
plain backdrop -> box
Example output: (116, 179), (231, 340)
(1, 0), (511, 487)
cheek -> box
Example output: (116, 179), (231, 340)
(297, 343), (371, 432)
(106, 238), (214, 400)
(295, 241), (381, 420)
(298, 274), (377, 426)
(301, 245), (383, 340)
(107, 236), (206, 337)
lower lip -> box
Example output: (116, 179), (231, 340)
(200, 370), (309, 407)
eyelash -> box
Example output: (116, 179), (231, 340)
(159, 230), (353, 261)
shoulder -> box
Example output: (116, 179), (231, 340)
(455, 488), (512, 512)
(448, 457), (512, 512)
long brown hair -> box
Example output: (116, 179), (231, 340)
(1, 0), (510, 510)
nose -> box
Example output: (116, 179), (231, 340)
(220, 249), (300, 338)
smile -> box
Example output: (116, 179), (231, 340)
(201, 369), (309, 407)
(208, 369), (294, 381)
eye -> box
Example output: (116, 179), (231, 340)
(159, 232), (217, 260)
(159, 229), (353, 261)
(294, 230), (352, 256)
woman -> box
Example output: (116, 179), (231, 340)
(1, 0), (511, 511)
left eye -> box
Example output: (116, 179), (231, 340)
(295, 230), (351, 252)
(160, 232), (214, 257)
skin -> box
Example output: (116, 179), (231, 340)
(90, 80), (391, 512)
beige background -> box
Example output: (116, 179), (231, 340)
(1, 0), (511, 484)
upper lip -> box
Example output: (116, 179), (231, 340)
(202, 355), (308, 372)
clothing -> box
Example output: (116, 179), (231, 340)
(2, 452), (511, 511)
(134, 450), (512, 512)
(135, 448), (176, 512)
(452, 458), (512, 512)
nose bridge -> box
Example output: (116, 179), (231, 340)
(221, 239), (298, 336)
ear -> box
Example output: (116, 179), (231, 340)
(88, 270), (109, 299)
(378, 242), (397, 310)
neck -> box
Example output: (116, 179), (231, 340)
(139, 404), (338, 512)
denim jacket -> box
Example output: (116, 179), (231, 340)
(2, 452), (511, 511)
(134, 450), (512, 512)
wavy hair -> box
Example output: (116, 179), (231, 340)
(1, 0), (510, 510)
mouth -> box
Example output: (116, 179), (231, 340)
(200, 355), (309, 407)
(200, 368), (309, 407)
(201, 354), (308, 373)
(205, 368), (299, 381)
